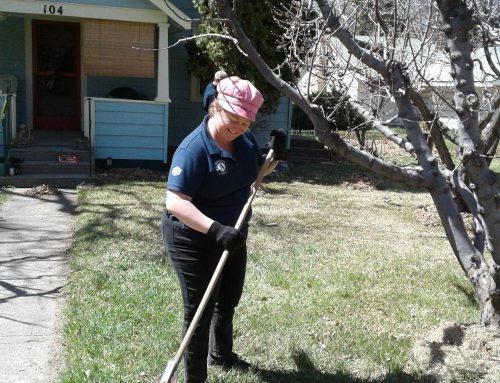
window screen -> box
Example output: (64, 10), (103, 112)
(84, 19), (155, 78)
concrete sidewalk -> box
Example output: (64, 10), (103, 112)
(0, 188), (76, 383)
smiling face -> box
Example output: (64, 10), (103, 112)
(214, 108), (251, 142)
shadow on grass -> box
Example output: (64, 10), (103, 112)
(268, 159), (424, 194)
(254, 349), (436, 383)
(74, 182), (165, 246)
(452, 282), (478, 309)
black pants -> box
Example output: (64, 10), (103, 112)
(160, 212), (247, 383)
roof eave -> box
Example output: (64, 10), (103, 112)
(148, 0), (191, 30)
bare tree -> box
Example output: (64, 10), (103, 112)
(203, 0), (500, 326)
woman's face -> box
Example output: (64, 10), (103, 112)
(214, 108), (251, 141)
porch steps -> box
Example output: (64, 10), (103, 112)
(7, 147), (90, 162)
(20, 160), (91, 175)
(0, 131), (93, 188)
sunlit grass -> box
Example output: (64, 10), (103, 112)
(0, 188), (7, 205)
(60, 164), (478, 382)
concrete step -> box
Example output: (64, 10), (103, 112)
(0, 174), (93, 188)
(18, 160), (92, 175)
(8, 147), (90, 162)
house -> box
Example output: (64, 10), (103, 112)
(0, 0), (292, 185)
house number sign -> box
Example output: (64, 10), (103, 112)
(43, 4), (64, 15)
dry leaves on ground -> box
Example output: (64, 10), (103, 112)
(340, 173), (377, 190)
(96, 167), (165, 183)
(415, 204), (475, 234)
(24, 184), (61, 196)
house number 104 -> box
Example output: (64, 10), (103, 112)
(43, 5), (63, 15)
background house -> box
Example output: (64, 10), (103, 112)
(0, 0), (292, 185)
(297, 34), (500, 133)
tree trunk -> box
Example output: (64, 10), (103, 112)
(436, 0), (500, 325)
(214, 0), (500, 325)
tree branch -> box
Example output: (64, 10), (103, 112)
(215, 0), (429, 188)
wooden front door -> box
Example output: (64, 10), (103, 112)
(32, 21), (80, 131)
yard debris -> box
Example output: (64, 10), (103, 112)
(24, 184), (61, 196)
(415, 204), (441, 227)
(96, 167), (165, 184)
(340, 172), (377, 190)
(416, 204), (475, 233)
(410, 322), (500, 383)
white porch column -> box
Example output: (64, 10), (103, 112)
(156, 22), (170, 102)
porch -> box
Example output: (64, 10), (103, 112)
(0, 97), (168, 188)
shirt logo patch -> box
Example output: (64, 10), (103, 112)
(171, 166), (182, 176)
(214, 160), (228, 175)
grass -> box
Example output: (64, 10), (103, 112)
(0, 189), (7, 205)
(60, 163), (478, 383)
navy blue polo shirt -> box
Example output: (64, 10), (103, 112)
(167, 119), (263, 226)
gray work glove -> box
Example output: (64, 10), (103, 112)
(207, 221), (245, 252)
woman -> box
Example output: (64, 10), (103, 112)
(161, 77), (281, 383)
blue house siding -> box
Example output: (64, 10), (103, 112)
(168, 29), (205, 146)
(93, 99), (168, 165)
(64, 0), (156, 9)
(0, 17), (26, 127)
(167, 1), (216, 147)
(253, 97), (292, 147)
(170, 0), (201, 18)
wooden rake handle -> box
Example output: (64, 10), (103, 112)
(159, 149), (275, 383)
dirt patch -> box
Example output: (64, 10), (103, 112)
(410, 322), (500, 382)
(340, 172), (377, 190)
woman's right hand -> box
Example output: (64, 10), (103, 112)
(207, 221), (245, 252)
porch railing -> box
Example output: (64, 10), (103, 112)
(84, 97), (169, 169)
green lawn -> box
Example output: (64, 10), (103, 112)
(60, 163), (478, 383)
(0, 190), (7, 206)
